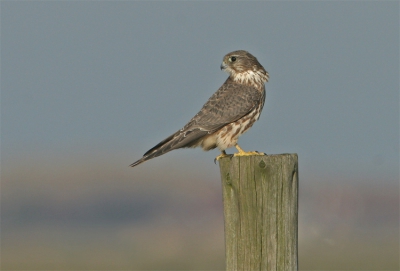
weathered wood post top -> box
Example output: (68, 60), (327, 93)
(218, 154), (298, 271)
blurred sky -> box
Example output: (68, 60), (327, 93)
(1, 1), (399, 270)
(2, 1), (399, 181)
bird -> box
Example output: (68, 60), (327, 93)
(130, 50), (269, 168)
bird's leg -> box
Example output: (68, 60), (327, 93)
(233, 144), (265, 156)
(214, 150), (233, 163)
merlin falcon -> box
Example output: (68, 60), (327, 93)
(130, 50), (269, 167)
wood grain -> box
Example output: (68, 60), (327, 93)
(218, 154), (298, 271)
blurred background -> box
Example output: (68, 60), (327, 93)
(1, 1), (398, 270)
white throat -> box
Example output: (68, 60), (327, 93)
(231, 69), (269, 89)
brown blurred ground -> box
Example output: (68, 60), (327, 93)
(1, 153), (398, 270)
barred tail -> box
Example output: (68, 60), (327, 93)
(129, 128), (208, 168)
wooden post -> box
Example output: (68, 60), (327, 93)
(218, 154), (298, 271)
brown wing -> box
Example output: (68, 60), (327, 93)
(185, 79), (264, 132)
(129, 79), (263, 167)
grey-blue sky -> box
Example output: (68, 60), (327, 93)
(2, 1), (398, 179)
(2, 2), (399, 269)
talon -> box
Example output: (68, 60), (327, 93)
(233, 151), (265, 157)
(234, 144), (265, 157)
(215, 150), (231, 163)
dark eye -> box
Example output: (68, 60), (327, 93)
(230, 56), (236, 62)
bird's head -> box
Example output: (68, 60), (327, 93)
(221, 50), (269, 87)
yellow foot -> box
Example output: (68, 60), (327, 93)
(233, 151), (265, 157)
(214, 151), (233, 164)
(234, 144), (265, 157)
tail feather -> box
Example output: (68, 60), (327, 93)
(130, 128), (208, 167)
(129, 158), (147, 168)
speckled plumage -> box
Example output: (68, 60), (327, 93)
(130, 50), (269, 167)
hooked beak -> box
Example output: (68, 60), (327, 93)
(220, 61), (227, 70)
